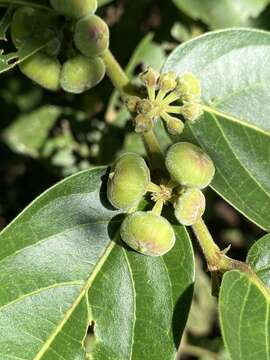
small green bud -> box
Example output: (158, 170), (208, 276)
(174, 188), (206, 226)
(125, 96), (140, 113)
(166, 117), (184, 135)
(60, 55), (105, 94)
(120, 211), (175, 256)
(136, 99), (153, 115)
(74, 15), (109, 57)
(176, 73), (201, 102)
(107, 153), (150, 211)
(134, 114), (153, 133)
(181, 102), (203, 123)
(19, 52), (61, 91)
(50, 0), (97, 19)
(165, 142), (215, 189)
(159, 71), (177, 93)
(140, 68), (159, 88)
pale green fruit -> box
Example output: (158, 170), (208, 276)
(165, 142), (215, 189)
(174, 188), (206, 226)
(107, 153), (150, 211)
(50, 0), (97, 19)
(74, 15), (109, 57)
(19, 52), (61, 91)
(120, 211), (175, 256)
(60, 56), (105, 94)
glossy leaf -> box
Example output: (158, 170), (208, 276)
(172, 0), (270, 29)
(247, 234), (270, 288)
(163, 29), (270, 231)
(0, 167), (194, 359)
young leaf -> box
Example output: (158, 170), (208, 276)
(172, 0), (270, 29)
(0, 167), (194, 359)
(163, 29), (270, 231)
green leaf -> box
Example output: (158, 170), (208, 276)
(172, 0), (270, 29)
(219, 235), (270, 360)
(0, 167), (194, 359)
(163, 29), (270, 231)
(3, 105), (61, 157)
(247, 234), (270, 288)
(0, 6), (13, 41)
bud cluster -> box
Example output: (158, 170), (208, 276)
(125, 68), (203, 135)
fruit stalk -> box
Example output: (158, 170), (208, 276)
(101, 49), (130, 95)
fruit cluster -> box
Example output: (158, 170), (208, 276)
(107, 142), (215, 257)
(126, 68), (203, 135)
(11, 0), (109, 93)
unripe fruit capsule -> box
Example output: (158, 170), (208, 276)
(74, 15), (109, 57)
(19, 52), (61, 91)
(107, 153), (150, 211)
(174, 188), (206, 226)
(50, 0), (97, 19)
(165, 142), (215, 189)
(60, 56), (105, 94)
(120, 211), (175, 256)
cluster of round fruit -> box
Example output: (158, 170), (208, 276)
(12, 0), (109, 93)
(126, 68), (203, 135)
(107, 142), (215, 257)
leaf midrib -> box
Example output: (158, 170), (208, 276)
(33, 240), (117, 360)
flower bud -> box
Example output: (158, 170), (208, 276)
(165, 142), (215, 189)
(159, 71), (177, 93)
(125, 96), (140, 113)
(134, 114), (153, 133)
(50, 0), (97, 19)
(174, 188), (206, 226)
(136, 99), (153, 115)
(181, 102), (203, 123)
(74, 14), (109, 57)
(107, 153), (150, 211)
(140, 68), (159, 88)
(120, 211), (175, 256)
(60, 55), (105, 94)
(19, 52), (61, 91)
(176, 73), (201, 102)
(166, 117), (184, 135)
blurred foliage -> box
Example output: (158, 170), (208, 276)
(0, 0), (268, 358)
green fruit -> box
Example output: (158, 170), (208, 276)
(50, 0), (97, 19)
(11, 7), (61, 49)
(174, 188), (206, 226)
(19, 52), (61, 91)
(74, 15), (109, 57)
(107, 153), (150, 211)
(165, 142), (215, 189)
(60, 55), (105, 94)
(120, 211), (175, 256)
